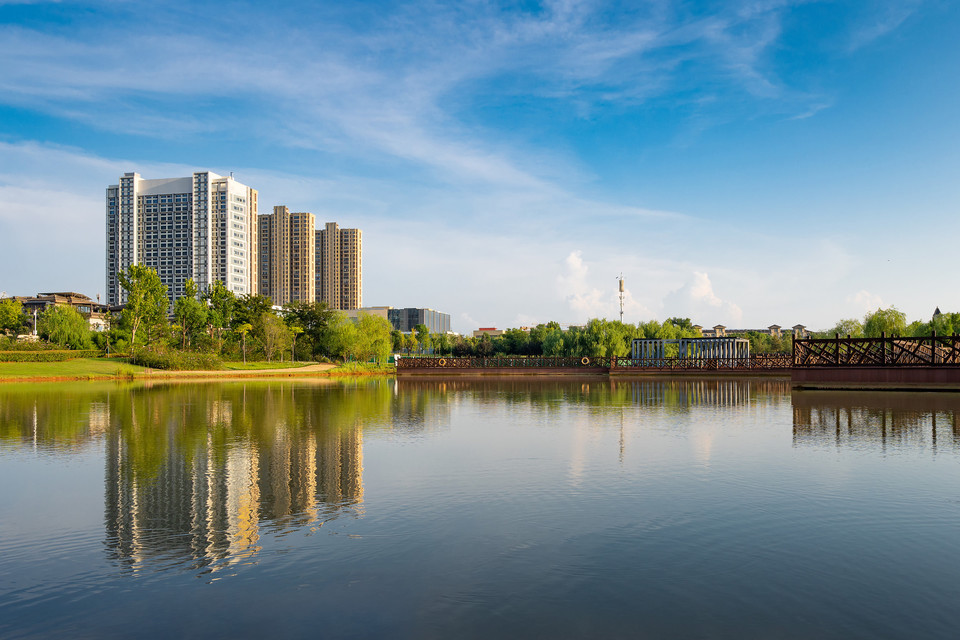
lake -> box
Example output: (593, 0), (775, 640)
(2, 377), (960, 639)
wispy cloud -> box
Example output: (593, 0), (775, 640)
(0, 0), (850, 186)
(848, 0), (924, 51)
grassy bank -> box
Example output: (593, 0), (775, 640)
(325, 362), (396, 375)
(0, 358), (147, 381)
(0, 356), (393, 382)
(223, 361), (313, 370)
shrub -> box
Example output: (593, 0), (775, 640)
(0, 350), (101, 362)
(130, 349), (223, 371)
(0, 338), (61, 351)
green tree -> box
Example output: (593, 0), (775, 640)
(283, 301), (338, 358)
(289, 325), (304, 363)
(433, 332), (451, 356)
(358, 313), (393, 364)
(173, 278), (207, 349)
(233, 294), (274, 356)
(863, 307), (907, 337)
(205, 280), (236, 353)
(234, 294), (273, 329)
(665, 317), (693, 330)
(477, 333), (494, 356)
(327, 315), (360, 361)
(502, 328), (531, 355)
(260, 312), (291, 362)
(403, 332), (418, 355)
(824, 318), (864, 338)
(117, 264), (168, 348)
(236, 322), (253, 364)
(391, 329), (404, 353)
(37, 305), (91, 349)
(415, 324), (431, 354)
(0, 298), (24, 336)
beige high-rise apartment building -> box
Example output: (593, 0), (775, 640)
(258, 206), (316, 306)
(316, 222), (362, 310)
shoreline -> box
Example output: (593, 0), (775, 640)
(0, 361), (401, 384)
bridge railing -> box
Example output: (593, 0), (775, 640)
(397, 354), (792, 370)
(613, 354), (791, 370)
(793, 335), (960, 367)
(396, 356), (607, 370)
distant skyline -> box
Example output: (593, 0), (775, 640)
(1, 0), (958, 333)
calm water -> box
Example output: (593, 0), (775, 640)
(2, 377), (960, 639)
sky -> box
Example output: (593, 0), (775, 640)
(1, 0), (958, 334)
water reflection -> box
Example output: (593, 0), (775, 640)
(7, 378), (958, 580)
(0, 381), (400, 574)
(396, 376), (791, 409)
(792, 390), (960, 450)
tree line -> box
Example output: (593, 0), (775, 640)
(1, 271), (954, 362)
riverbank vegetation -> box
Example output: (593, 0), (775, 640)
(3, 266), (955, 371)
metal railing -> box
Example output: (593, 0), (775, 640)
(397, 354), (792, 370)
(613, 354), (790, 370)
(396, 356), (606, 369)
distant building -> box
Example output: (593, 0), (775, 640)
(343, 306), (391, 323)
(473, 327), (504, 338)
(316, 222), (362, 310)
(258, 206), (316, 306)
(389, 308), (451, 334)
(106, 171), (259, 307)
(6, 292), (120, 333)
(342, 306), (452, 334)
(699, 323), (807, 339)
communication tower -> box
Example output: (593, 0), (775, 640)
(617, 274), (624, 323)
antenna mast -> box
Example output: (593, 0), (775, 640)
(617, 273), (624, 322)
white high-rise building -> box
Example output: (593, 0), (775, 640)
(106, 171), (259, 306)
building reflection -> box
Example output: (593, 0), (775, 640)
(95, 382), (374, 574)
(792, 390), (960, 450)
(620, 377), (790, 408)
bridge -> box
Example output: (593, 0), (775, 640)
(792, 333), (960, 390)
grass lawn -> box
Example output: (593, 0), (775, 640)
(223, 361), (313, 370)
(0, 358), (147, 380)
(329, 361), (396, 374)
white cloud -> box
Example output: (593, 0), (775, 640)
(556, 250), (654, 323)
(661, 272), (743, 327)
(847, 289), (884, 312)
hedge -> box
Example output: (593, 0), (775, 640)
(130, 350), (223, 371)
(0, 350), (101, 362)
(0, 340), (61, 352)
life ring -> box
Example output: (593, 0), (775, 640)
(581, 357), (590, 365)
(439, 358), (447, 367)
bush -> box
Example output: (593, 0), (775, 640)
(130, 349), (223, 371)
(331, 361), (395, 374)
(0, 350), (101, 362)
(0, 338), (61, 351)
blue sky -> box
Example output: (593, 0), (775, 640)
(1, 0), (958, 333)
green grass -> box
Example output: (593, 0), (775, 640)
(0, 357), (147, 380)
(328, 361), (396, 374)
(223, 361), (313, 370)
